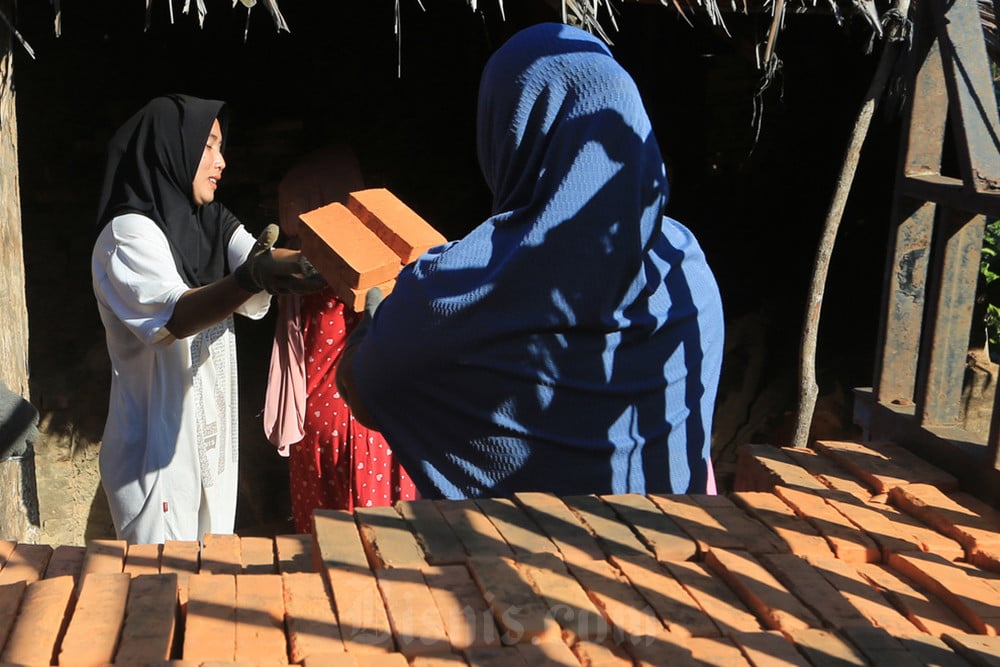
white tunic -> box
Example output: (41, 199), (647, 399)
(92, 213), (271, 544)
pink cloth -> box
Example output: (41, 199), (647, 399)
(263, 293), (306, 456)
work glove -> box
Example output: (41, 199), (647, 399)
(234, 251), (327, 295)
(234, 224), (327, 295)
(0, 380), (39, 461)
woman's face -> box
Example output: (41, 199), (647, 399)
(192, 118), (226, 206)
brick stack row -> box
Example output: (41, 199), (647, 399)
(0, 439), (998, 665)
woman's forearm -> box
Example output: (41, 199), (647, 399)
(166, 273), (255, 339)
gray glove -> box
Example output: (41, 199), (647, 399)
(234, 250), (328, 295)
(0, 380), (39, 461)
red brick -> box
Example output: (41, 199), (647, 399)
(183, 573), (236, 660)
(467, 555), (560, 644)
(422, 564), (501, 649)
(730, 630), (813, 666)
(354, 654), (410, 667)
(313, 509), (370, 572)
(114, 573), (178, 664)
(234, 573), (287, 666)
(729, 491), (830, 557)
(564, 556), (664, 643)
(0, 543), (54, 585)
(687, 635), (753, 666)
(410, 652), (469, 667)
(512, 492), (606, 563)
(0, 575), (74, 666)
(888, 551), (1000, 635)
(346, 188), (447, 263)
(623, 628), (701, 667)
(515, 640), (580, 666)
(562, 494), (656, 560)
(282, 571), (344, 661)
(694, 493), (795, 555)
(160, 540), (199, 610)
(44, 545), (86, 582)
(780, 445), (874, 501)
(610, 552), (719, 638)
(802, 557), (921, 636)
(855, 562), (974, 637)
(813, 439), (958, 494)
(325, 568), (394, 653)
(516, 552), (610, 643)
(275, 533), (314, 573)
(646, 494), (746, 554)
(336, 276), (397, 313)
(161, 540), (200, 573)
(0, 580), (26, 653)
(395, 499), (466, 566)
(79, 539), (125, 580)
(434, 499), (514, 561)
(355, 505), (427, 570)
(734, 443), (829, 493)
(896, 634), (973, 667)
(661, 560), (762, 635)
(201, 533), (242, 575)
(240, 535), (276, 575)
(299, 202), (403, 290)
(704, 548), (821, 632)
(783, 627), (867, 666)
(772, 485), (881, 563)
(940, 632), (1000, 664)
(58, 572), (130, 666)
(474, 497), (561, 559)
(124, 542), (162, 576)
(842, 624), (937, 666)
(759, 553), (877, 631)
(375, 567), (450, 657)
(596, 493), (698, 562)
(300, 653), (358, 667)
(571, 639), (633, 666)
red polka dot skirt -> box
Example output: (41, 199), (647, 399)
(289, 290), (417, 533)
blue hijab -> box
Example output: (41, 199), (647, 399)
(350, 22), (724, 499)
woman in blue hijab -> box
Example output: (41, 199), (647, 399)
(337, 22), (724, 500)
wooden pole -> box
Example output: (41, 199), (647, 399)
(0, 0), (40, 540)
(792, 2), (910, 447)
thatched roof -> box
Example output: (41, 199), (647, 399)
(5, 0), (922, 64)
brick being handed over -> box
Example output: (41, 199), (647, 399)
(299, 191), (447, 312)
(299, 201), (403, 293)
(347, 188), (448, 262)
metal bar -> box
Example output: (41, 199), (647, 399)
(902, 174), (1000, 216)
(873, 0), (943, 406)
(874, 197), (934, 404)
(914, 208), (985, 426)
(931, 0), (1000, 185)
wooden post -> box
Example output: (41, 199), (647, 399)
(0, 0), (40, 542)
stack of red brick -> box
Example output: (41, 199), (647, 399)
(297, 188), (447, 312)
(1, 439), (1000, 665)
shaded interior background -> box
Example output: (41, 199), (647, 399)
(11, 1), (895, 542)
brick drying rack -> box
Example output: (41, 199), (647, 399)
(1, 440), (1000, 665)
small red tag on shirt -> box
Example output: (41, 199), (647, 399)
(163, 502), (169, 513)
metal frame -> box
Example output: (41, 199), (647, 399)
(856, 0), (1000, 502)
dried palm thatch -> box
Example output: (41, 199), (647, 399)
(6, 0), (997, 75)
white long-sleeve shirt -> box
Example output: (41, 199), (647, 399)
(92, 213), (271, 544)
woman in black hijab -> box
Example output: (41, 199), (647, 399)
(92, 94), (322, 544)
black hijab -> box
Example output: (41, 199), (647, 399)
(96, 94), (240, 287)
